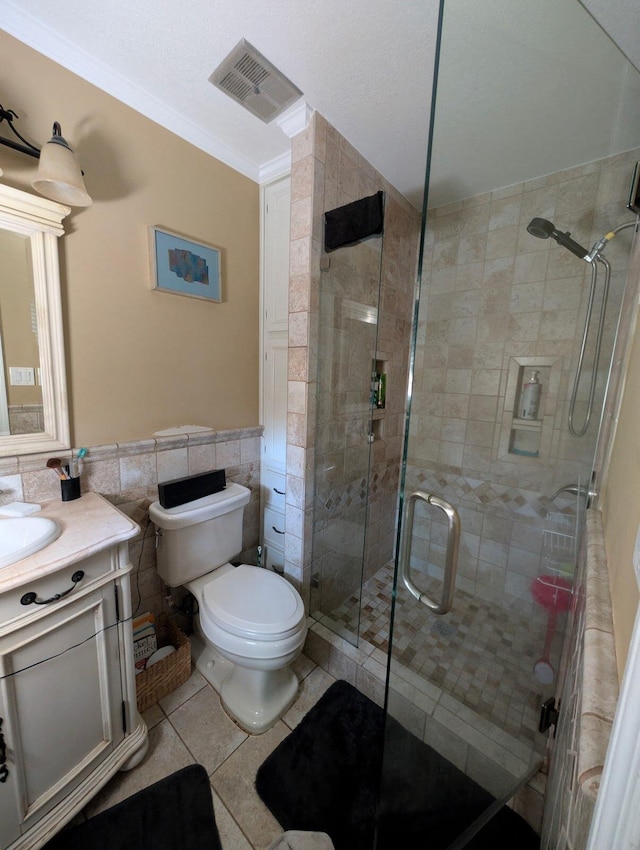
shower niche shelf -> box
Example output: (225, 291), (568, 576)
(510, 418), (542, 458)
(369, 409), (385, 443)
(368, 351), (389, 442)
(499, 356), (560, 462)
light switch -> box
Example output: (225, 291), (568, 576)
(9, 367), (36, 386)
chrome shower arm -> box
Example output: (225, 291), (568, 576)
(549, 483), (597, 502)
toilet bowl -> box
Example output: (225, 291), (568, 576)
(187, 564), (307, 731)
(149, 483), (307, 733)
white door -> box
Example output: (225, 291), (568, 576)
(261, 177), (291, 568)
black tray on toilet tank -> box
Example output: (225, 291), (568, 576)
(158, 469), (226, 509)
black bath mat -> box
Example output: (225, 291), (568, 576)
(44, 764), (222, 850)
(256, 680), (539, 850)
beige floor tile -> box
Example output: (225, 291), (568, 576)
(83, 719), (195, 817)
(159, 667), (207, 715)
(141, 702), (164, 730)
(282, 665), (336, 730)
(169, 685), (248, 775)
(211, 721), (289, 850)
(211, 787), (254, 850)
(292, 652), (317, 683)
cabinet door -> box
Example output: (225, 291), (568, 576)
(263, 334), (289, 473)
(0, 583), (123, 837)
(263, 177), (291, 333)
(0, 708), (20, 848)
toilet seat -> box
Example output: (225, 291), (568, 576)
(201, 565), (305, 640)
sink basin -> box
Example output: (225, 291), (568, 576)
(0, 517), (60, 569)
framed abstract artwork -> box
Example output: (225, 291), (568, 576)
(149, 226), (222, 302)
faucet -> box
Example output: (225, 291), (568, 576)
(549, 483), (597, 503)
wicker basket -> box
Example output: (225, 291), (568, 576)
(135, 614), (191, 713)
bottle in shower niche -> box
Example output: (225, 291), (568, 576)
(377, 372), (386, 409)
(371, 370), (380, 406)
(521, 370), (541, 419)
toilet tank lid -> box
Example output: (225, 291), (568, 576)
(149, 482), (251, 530)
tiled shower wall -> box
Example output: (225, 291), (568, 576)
(0, 427), (262, 616)
(408, 149), (640, 612)
(284, 110), (420, 608)
(311, 236), (384, 612)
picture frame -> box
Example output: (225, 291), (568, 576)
(149, 226), (222, 302)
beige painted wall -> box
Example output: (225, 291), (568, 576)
(0, 32), (260, 446)
(601, 281), (640, 679)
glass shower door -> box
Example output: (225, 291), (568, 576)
(375, 0), (639, 846)
(309, 231), (384, 642)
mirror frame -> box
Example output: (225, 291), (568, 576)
(0, 183), (70, 457)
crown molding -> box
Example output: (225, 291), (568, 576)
(276, 102), (315, 139)
(259, 150), (292, 185)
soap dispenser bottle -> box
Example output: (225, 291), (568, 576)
(521, 370), (541, 420)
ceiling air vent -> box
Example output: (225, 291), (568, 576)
(209, 39), (303, 123)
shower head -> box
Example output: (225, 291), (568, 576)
(527, 217), (556, 239)
(526, 217), (589, 261)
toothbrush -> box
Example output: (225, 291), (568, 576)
(77, 447), (87, 460)
(73, 447), (87, 478)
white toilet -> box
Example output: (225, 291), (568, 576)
(149, 482), (307, 733)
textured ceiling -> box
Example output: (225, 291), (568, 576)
(1, 0), (638, 208)
(580, 0), (640, 73)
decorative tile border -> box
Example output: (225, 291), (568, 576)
(406, 465), (561, 519)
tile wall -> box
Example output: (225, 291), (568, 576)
(311, 235), (383, 612)
(285, 110), (420, 609)
(0, 427), (262, 616)
(8, 404), (44, 434)
(408, 149), (640, 612)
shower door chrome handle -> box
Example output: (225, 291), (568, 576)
(399, 491), (460, 615)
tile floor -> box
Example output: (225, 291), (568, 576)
(324, 561), (566, 749)
(82, 656), (337, 850)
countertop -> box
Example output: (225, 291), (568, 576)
(0, 492), (140, 594)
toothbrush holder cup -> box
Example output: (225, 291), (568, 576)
(61, 477), (81, 502)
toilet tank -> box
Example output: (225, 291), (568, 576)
(149, 483), (251, 587)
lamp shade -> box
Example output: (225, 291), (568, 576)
(31, 124), (92, 207)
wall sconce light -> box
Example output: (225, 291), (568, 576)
(0, 105), (92, 207)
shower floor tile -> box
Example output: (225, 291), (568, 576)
(324, 561), (563, 751)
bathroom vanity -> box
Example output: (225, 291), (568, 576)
(0, 493), (148, 850)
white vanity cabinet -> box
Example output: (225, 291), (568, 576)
(0, 494), (148, 850)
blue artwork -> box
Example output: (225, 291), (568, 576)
(151, 228), (221, 301)
(168, 248), (209, 285)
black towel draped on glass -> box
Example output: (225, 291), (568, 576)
(324, 190), (384, 252)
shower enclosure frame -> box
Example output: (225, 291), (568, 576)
(373, 2), (640, 847)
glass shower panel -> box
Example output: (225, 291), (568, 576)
(310, 233), (384, 644)
(376, 0), (640, 846)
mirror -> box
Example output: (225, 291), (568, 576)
(0, 182), (70, 456)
